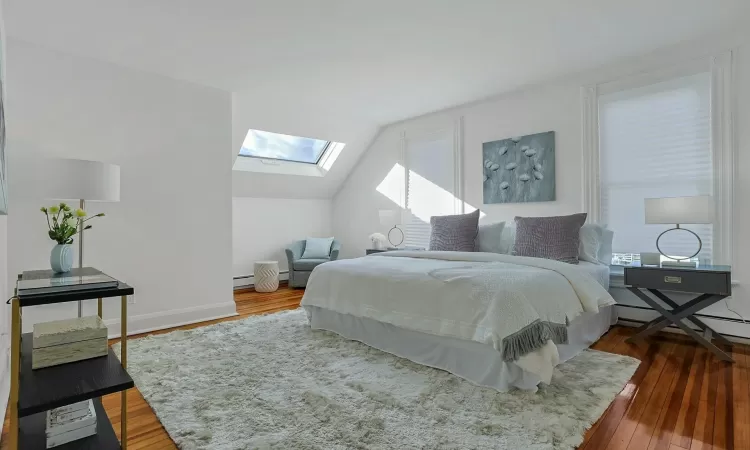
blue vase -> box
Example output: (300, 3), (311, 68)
(50, 244), (74, 273)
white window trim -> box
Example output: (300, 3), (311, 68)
(399, 117), (465, 214)
(582, 50), (737, 267)
(396, 117), (464, 248)
(232, 141), (346, 177)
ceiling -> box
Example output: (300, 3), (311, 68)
(6, 0), (749, 198)
(6, 0), (749, 124)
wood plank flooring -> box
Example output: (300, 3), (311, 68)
(2, 286), (748, 449)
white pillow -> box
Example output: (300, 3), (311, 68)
(499, 224), (516, 254)
(579, 224), (603, 264)
(597, 228), (614, 265)
(301, 237), (334, 259)
(475, 221), (505, 253)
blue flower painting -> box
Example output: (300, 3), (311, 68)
(482, 131), (555, 204)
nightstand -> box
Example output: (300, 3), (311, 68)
(366, 247), (425, 255)
(366, 249), (391, 255)
(624, 264), (733, 362)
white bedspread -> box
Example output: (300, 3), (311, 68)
(301, 251), (615, 382)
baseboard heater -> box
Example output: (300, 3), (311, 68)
(614, 303), (749, 325)
(617, 317), (750, 345)
(233, 270), (289, 290)
(615, 302), (750, 344)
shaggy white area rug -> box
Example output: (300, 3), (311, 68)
(115, 309), (639, 450)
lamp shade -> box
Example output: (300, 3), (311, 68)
(644, 196), (713, 224)
(43, 159), (120, 202)
(379, 209), (400, 226)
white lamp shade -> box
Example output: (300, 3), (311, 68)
(379, 209), (400, 226)
(644, 196), (713, 224)
(43, 159), (121, 202)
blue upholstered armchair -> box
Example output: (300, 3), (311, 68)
(285, 239), (341, 288)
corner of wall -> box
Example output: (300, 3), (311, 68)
(331, 125), (385, 204)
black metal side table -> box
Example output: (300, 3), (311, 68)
(8, 268), (135, 449)
(624, 264), (733, 362)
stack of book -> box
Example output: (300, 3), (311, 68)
(46, 400), (97, 448)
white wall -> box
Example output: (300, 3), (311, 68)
(6, 40), (235, 335)
(0, 216), (9, 430)
(333, 29), (750, 337)
(232, 197), (332, 285)
(332, 83), (592, 259)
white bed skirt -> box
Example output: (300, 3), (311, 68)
(305, 304), (617, 392)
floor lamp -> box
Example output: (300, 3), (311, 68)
(44, 159), (121, 317)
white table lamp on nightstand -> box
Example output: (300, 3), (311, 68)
(644, 195), (713, 265)
(43, 159), (121, 317)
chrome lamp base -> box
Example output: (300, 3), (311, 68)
(656, 224), (702, 262)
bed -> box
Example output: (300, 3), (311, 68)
(301, 251), (616, 392)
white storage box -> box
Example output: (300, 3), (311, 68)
(46, 399), (97, 448)
(32, 316), (108, 369)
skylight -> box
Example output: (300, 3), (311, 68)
(239, 129), (330, 164)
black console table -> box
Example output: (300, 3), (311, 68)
(8, 268), (134, 449)
(624, 264), (733, 362)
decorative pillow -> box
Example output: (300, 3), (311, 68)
(475, 221), (506, 253)
(512, 213), (587, 264)
(301, 237), (334, 259)
(579, 224), (604, 264)
(429, 210), (480, 252)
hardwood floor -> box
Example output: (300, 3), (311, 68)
(2, 286), (748, 449)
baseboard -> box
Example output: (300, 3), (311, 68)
(234, 280), (290, 293)
(103, 302), (238, 339)
(233, 271), (289, 290)
(610, 286), (750, 339)
(616, 317), (750, 346)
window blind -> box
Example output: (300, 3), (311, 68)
(598, 72), (713, 262)
(404, 132), (458, 248)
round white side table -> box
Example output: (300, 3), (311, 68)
(254, 261), (279, 293)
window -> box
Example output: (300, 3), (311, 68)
(599, 72), (713, 265)
(239, 129), (330, 164)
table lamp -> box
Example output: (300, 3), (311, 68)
(379, 209), (403, 248)
(43, 159), (121, 317)
(644, 195), (713, 263)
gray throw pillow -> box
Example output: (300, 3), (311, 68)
(513, 213), (587, 264)
(475, 221), (506, 253)
(429, 210), (480, 252)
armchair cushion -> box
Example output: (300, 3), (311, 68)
(330, 240), (342, 261)
(293, 258), (330, 271)
(301, 237), (334, 259)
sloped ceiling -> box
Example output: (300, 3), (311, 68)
(6, 0), (749, 198)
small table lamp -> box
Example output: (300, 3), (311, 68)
(644, 195), (713, 262)
(43, 159), (121, 317)
(379, 209), (403, 248)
